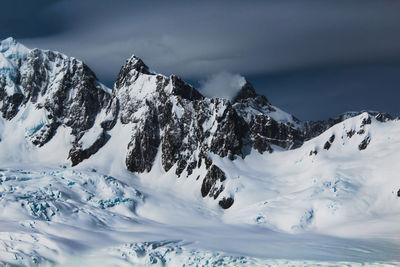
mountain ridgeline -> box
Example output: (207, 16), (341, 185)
(0, 38), (395, 209)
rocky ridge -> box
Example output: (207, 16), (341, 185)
(0, 37), (395, 209)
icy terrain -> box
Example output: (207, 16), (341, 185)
(1, 113), (400, 266)
(1, 38), (400, 266)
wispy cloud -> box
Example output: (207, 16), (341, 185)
(2, 0), (400, 119)
(199, 72), (246, 100)
(6, 0), (400, 84)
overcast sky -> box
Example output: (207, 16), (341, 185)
(2, 0), (400, 120)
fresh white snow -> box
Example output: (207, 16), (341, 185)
(1, 113), (400, 266)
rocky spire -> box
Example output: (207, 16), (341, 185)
(232, 80), (270, 107)
(115, 55), (153, 89)
(232, 80), (257, 102)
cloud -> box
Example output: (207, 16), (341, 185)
(251, 63), (400, 120)
(0, 0), (65, 39)
(199, 72), (246, 100)
(2, 0), (400, 119)
(10, 0), (400, 85)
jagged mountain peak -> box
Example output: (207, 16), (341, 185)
(115, 54), (271, 107)
(0, 37), (30, 60)
(1, 36), (16, 44)
(125, 55), (153, 74)
(0, 38), (113, 164)
(114, 55), (154, 90)
(232, 80), (258, 102)
(115, 54), (203, 103)
(1, 37), (19, 50)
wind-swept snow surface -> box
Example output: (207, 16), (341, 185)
(0, 165), (399, 266)
(1, 113), (400, 266)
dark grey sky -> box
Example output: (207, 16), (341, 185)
(1, 0), (400, 120)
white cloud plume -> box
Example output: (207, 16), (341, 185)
(199, 72), (246, 100)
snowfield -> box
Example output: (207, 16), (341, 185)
(1, 113), (400, 266)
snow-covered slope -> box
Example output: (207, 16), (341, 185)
(222, 113), (400, 233)
(0, 37), (113, 164)
(1, 113), (400, 266)
(1, 38), (400, 266)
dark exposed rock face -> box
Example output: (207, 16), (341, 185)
(126, 103), (160, 173)
(30, 121), (60, 147)
(0, 37), (115, 162)
(324, 134), (335, 149)
(251, 134), (273, 154)
(21, 49), (111, 136)
(115, 56), (153, 90)
(232, 81), (303, 152)
(209, 101), (247, 160)
(328, 134), (336, 143)
(100, 98), (119, 131)
(323, 141), (331, 150)
(115, 56), (248, 181)
(69, 130), (110, 166)
(359, 136), (371, 151)
(347, 129), (356, 139)
(309, 149), (318, 156)
(0, 93), (24, 119)
(170, 75), (203, 101)
(219, 197), (234, 209)
(232, 81), (259, 102)
(201, 165), (226, 199)
(324, 134), (335, 150)
(375, 113), (393, 122)
(249, 115), (303, 150)
(361, 117), (372, 127)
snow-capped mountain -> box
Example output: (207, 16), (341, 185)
(0, 37), (306, 208)
(1, 38), (395, 209)
(1, 38), (400, 266)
